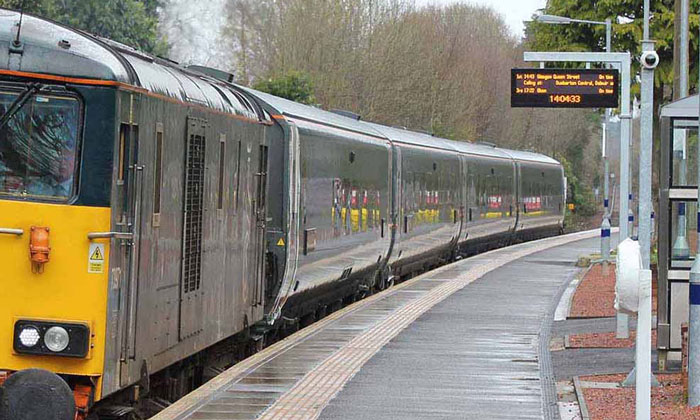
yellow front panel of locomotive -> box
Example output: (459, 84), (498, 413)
(0, 200), (110, 388)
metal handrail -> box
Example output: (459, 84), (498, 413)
(87, 231), (133, 240)
(0, 228), (23, 235)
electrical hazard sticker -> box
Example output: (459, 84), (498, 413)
(277, 238), (285, 246)
(88, 243), (105, 274)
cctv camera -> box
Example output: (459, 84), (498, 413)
(640, 50), (659, 70)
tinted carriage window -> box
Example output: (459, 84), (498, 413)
(0, 91), (81, 201)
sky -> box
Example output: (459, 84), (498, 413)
(414, 0), (547, 37)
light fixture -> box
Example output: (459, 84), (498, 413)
(44, 326), (70, 353)
(14, 320), (90, 357)
(535, 14), (572, 24)
(18, 326), (40, 347)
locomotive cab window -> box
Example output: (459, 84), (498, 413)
(0, 90), (82, 202)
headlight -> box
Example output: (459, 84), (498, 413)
(18, 326), (41, 347)
(44, 326), (70, 352)
(13, 320), (89, 358)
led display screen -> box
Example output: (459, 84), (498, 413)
(511, 68), (619, 108)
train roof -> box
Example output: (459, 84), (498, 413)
(0, 10), (259, 119)
(497, 148), (561, 165)
(241, 87), (558, 164)
(363, 123), (460, 152)
(0, 9), (561, 168)
(239, 87), (388, 139)
(364, 123), (513, 160)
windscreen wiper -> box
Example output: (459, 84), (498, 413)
(0, 83), (44, 131)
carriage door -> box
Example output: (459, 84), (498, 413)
(458, 156), (468, 242)
(115, 95), (144, 386)
(179, 118), (208, 340)
(252, 143), (268, 309)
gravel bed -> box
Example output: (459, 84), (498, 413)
(570, 263), (617, 318)
(581, 373), (700, 419)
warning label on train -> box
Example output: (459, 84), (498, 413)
(88, 243), (105, 274)
(511, 68), (619, 108)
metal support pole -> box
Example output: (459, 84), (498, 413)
(603, 123), (610, 218)
(681, 0), (690, 97)
(628, 209), (635, 238)
(618, 56), (632, 337)
(638, 0), (654, 269)
(636, 269), (653, 420)
(602, 217), (611, 261)
(673, 0), (691, 259)
(689, 10), (700, 404)
(690, 249), (700, 406)
(620, 97), (631, 241)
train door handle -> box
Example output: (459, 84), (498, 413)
(87, 231), (134, 241)
(0, 228), (23, 235)
(381, 218), (385, 238)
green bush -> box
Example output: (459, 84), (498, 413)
(253, 71), (316, 105)
(561, 156), (596, 217)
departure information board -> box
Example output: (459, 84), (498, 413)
(511, 68), (619, 108)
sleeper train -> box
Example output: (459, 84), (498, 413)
(0, 10), (565, 420)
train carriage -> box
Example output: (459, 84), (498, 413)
(0, 10), (566, 420)
(503, 149), (566, 239)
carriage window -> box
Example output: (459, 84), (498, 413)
(153, 123), (164, 224)
(0, 91), (81, 201)
(218, 134), (225, 210)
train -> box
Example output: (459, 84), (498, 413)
(0, 10), (565, 420)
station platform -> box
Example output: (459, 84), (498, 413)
(151, 230), (605, 420)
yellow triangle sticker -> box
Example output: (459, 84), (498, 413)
(276, 238), (285, 246)
(90, 247), (104, 261)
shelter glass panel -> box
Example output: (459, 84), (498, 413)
(671, 122), (698, 188)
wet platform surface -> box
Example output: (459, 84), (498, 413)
(151, 230), (601, 420)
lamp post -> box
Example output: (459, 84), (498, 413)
(673, 0), (691, 260)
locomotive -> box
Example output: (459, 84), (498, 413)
(0, 10), (565, 420)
